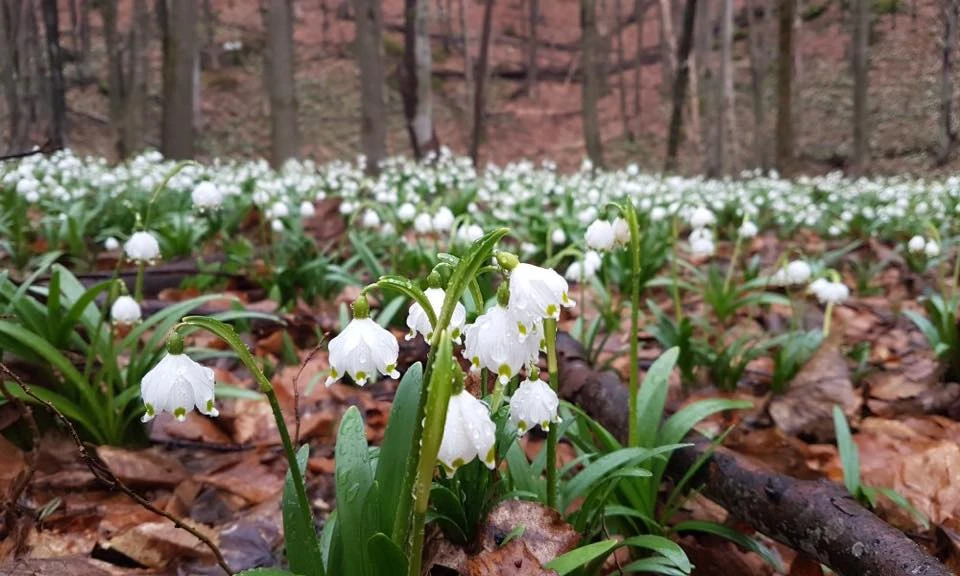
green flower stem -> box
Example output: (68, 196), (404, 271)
(625, 204), (642, 448)
(669, 218), (683, 324)
(481, 367), (489, 398)
(544, 317), (560, 510)
(723, 233), (743, 293)
(823, 302), (834, 338)
(134, 261), (145, 302)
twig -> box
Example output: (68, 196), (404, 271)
(0, 376), (41, 554)
(291, 339), (326, 445)
(0, 362), (235, 575)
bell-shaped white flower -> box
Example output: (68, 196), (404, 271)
(299, 201), (316, 218)
(141, 350), (218, 422)
(437, 390), (496, 473)
(191, 181), (224, 210)
(406, 287), (467, 343)
(509, 376), (560, 434)
(362, 210), (381, 228)
(808, 278), (850, 305)
(612, 217), (630, 245)
(326, 299), (400, 387)
(463, 304), (541, 384)
(738, 220), (758, 239)
(111, 295), (142, 325)
(124, 231), (161, 263)
(397, 202), (417, 222)
(585, 219), (616, 251)
(786, 260), (812, 284)
(104, 236), (120, 251)
(688, 228), (715, 258)
(551, 228), (567, 245)
(907, 235), (926, 254)
(414, 212), (433, 233)
(689, 206), (716, 228)
(925, 240), (941, 258)
(433, 207), (455, 232)
(507, 263), (575, 328)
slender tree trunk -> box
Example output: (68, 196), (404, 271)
(0, 0), (20, 152)
(459, 0), (474, 134)
(526, 0), (538, 95)
(713, 0), (733, 176)
(402, 0), (437, 159)
(262, 0), (299, 167)
(775, 0), (795, 174)
(354, 0), (386, 173)
(470, 0), (495, 164)
(851, 0), (869, 174)
(694, 0), (711, 170)
(100, 0), (127, 157)
(633, 0), (646, 120)
(658, 0), (676, 90)
(203, 0), (219, 70)
(582, 0), (604, 166)
(937, 0), (958, 165)
(160, 0), (197, 159)
(613, 0), (632, 140)
(747, 0), (770, 170)
(664, 0), (698, 172)
(40, 0), (65, 148)
(123, 0), (149, 156)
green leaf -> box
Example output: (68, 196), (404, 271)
(236, 569), (298, 576)
(904, 310), (942, 352)
(832, 405), (860, 496)
(673, 520), (783, 572)
(376, 276), (437, 330)
(334, 406), (374, 576)
(375, 363), (423, 537)
(562, 445), (685, 510)
(543, 539), (618, 575)
(875, 487), (929, 529)
(430, 484), (468, 538)
(320, 509), (338, 571)
(635, 347), (680, 449)
(659, 399), (753, 446)
(283, 445), (324, 576)
(618, 557), (689, 575)
(368, 533), (408, 576)
(619, 535), (691, 572)
(349, 231), (385, 278)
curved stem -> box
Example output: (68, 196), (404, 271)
(544, 317), (560, 510)
(823, 301), (834, 338)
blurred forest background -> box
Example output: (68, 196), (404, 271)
(0, 0), (957, 175)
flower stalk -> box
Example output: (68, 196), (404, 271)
(544, 316), (560, 510)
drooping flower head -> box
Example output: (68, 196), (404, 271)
(437, 389), (496, 473)
(498, 253), (575, 330)
(585, 219), (615, 251)
(111, 295), (142, 326)
(191, 181), (224, 211)
(462, 286), (541, 384)
(124, 231), (161, 263)
(325, 296), (400, 387)
(141, 332), (218, 422)
(406, 275), (467, 343)
(509, 371), (560, 435)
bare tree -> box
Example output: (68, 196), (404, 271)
(746, 0), (771, 170)
(459, 0), (474, 133)
(0, 0), (21, 151)
(159, 0), (198, 159)
(402, 0), (437, 159)
(633, 0), (647, 121)
(851, 0), (869, 174)
(262, 0), (299, 167)
(613, 0), (632, 140)
(664, 0), (698, 172)
(658, 0), (676, 89)
(41, 0), (65, 148)
(775, 0), (795, 174)
(354, 0), (386, 173)
(582, 0), (604, 166)
(102, 0), (150, 157)
(711, 0), (733, 176)
(470, 0), (495, 164)
(526, 0), (538, 95)
(937, 0), (958, 165)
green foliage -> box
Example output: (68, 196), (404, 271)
(769, 330), (823, 394)
(904, 292), (960, 381)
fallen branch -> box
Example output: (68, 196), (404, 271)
(554, 333), (952, 576)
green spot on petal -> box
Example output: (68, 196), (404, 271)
(546, 304), (558, 316)
(206, 399), (215, 412)
(484, 446), (496, 465)
(355, 371), (367, 381)
(385, 364), (396, 374)
(517, 323), (527, 336)
(174, 407), (186, 419)
(452, 458), (465, 470)
(145, 403), (155, 416)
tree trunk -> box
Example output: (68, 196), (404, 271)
(470, 0), (495, 165)
(459, 0), (474, 134)
(526, 0), (538, 95)
(203, 0), (219, 70)
(694, 0), (711, 170)
(41, 0), (65, 149)
(402, 0), (437, 159)
(713, 0), (733, 176)
(746, 0), (770, 170)
(633, 0), (646, 120)
(664, 0), (697, 172)
(851, 0), (869, 174)
(775, 0), (795, 175)
(262, 0), (299, 168)
(0, 0), (22, 152)
(657, 0), (676, 90)
(937, 0), (958, 165)
(354, 0), (386, 173)
(582, 0), (604, 167)
(614, 0), (632, 140)
(124, 0), (149, 156)
(160, 0), (197, 159)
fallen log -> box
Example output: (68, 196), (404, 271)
(554, 333), (951, 576)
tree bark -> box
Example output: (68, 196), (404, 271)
(354, 0), (387, 173)
(633, 0), (646, 121)
(469, 0), (495, 165)
(0, 0), (22, 152)
(664, 0), (697, 172)
(402, 0), (437, 159)
(614, 0), (632, 140)
(713, 0), (733, 176)
(262, 0), (300, 168)
(775, 0), (795, 175)
(159, 0), (197, 159)
(526, 0), (538, 96)
(851, 0), (869, 174)
(124, 0), (149, 156)
(746, 0), (770, 171)
(40, 0), (65, 149)
(936, 0), (958, 166)
(553, 333), (953, 576)
(459, 0), (474, 134)
(657, 0), (676, 90)
(581, 0), (604, 167)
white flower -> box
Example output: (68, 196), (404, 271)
(907, 235), (925, 254)
(786, 260), (812, 284)
(433, 207), (455, 232)
(437, 390), (496, 473)
(650, 206), (667, 221)
(325, 317), (400, 387)
(925, 240), (941, 258)
(362, 210), (381, 228)
(463, 304), (541, 384)
(551, 228), (567, 245)
(414, 212), (433, 233)
(689, 206), (716, 228)
(271, 219), (284, 232)
(104, 236), (120, 251)
(508, 263), (575, 328)
(808, 278), (850, 305)
(612, 217), (630, 245)
(269, 201), (290, 219)
(689, 236), (715, 258)
(509, 377), (560, 434)
(584, 250), (602, 275)
(564, 261), (587, 281)
(191, 181), (224, 210)
(300, 201), (316, 218)
(458, 224), (484, 243)
(739, 220), (758, 239)
(406, 287), (467, 343)
(141, 353), (218, 422)
(585, 219), (616, 251)
(124, 231), (161, 263)
(111, 295), (142, 325)
(398, 202), (417, 222)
